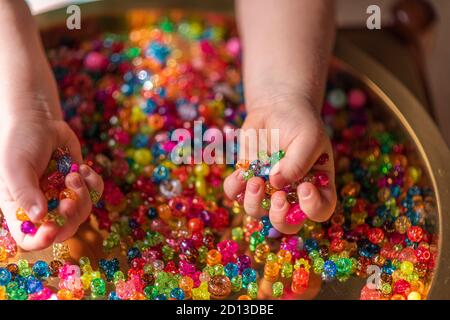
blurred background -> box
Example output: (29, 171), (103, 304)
(27, 0), (450, 145)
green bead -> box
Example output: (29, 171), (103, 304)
(281, 262), (293, 278)
(266, 253), (278, 263)
(144, 285), (158, 299)
(213, 264), (225, 276)
(162, 245), (175, 261)
(126, 47), (141, 59)
(160, 18), (174, 33)
(231, 276), (242, 292)
(313, 258), (325, 274)
(272, 281), (284, 298)
(231, 227), (244, 241)
(243, 170), (254, 181)
(91, 278), (106, 297)
(247, 282), (258, 299)
(336, 258), (353, 275)
(198, 246), (208, 264)
(113, 271), (125, 284)
(270, 150), (285, 166)
(261, 198), (271, 210)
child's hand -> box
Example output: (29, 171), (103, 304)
(224, 95), (337, 234)
(0, 113), (104, 251)
(0, 1), (104, 251)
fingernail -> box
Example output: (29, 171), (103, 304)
(248, 182), (260, 194)
(272, 196), (285, 209)
(28, 205), (41, 219)
(79, 165), (90, 178)
(299, 184), (312, 199)
(236, 169), (244, 181)
(69, 175), (83, 189)
(270, 163), (281, 176)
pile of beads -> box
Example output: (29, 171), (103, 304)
(0, 11), (438, 300)
(15, 147), (77, 235)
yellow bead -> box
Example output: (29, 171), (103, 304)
(195, 177), (207, 197)
(0, 286), (6, 300)
(134, 148), (152, 165)
(194, 163), (210, 176)
(407, 291), (421, 300)
(400, 261), (414, 275)
(16, 207), (30, 221)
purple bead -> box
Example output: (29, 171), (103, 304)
(237, 254), (251, 272)
(268, 228), (281, 238)
(21, 221), (37, 235)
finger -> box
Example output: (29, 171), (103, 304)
(238, 128), (260, 162)
(1, 159), (47, 222)
(54, 172), (91, 242)
(223, 169), (246, 200)
(243, 177), (266, 218)
(79, 164), (104, 197)
(4, 207), (58, 251)
(269, 135), (324, 189)
(269, 191), (302, 235)
(297, 182), (337, 222)
(58, 124), (83, 164)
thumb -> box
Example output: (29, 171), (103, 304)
(3, 159), (47, 222)
(269, 136), (322, 189)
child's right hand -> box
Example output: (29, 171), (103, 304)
(0, 114), (104, 251)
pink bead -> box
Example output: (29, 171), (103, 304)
(20, 221), (37, 235)
(70, 163), (79, 173)
(285, 204), (306, 225)
(84, 51), (108, 72)
(360, 285), (382, 300)
(315, 172), (329, 187)
(348, 89), (366, 109)
(226, 37), (240, 57)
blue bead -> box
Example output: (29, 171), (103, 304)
(154, 294), (167, 300)
(152, 165), (169, 183)
(32, 261), (51, 279)
(108, 291), (121, 300)
(304, 239), (319, 252)
(242, 268), (257, 286)
(143, 99), (157, 114)
(57, 155), (72, 175)
(132, 134), (149, 148)
(48, 199), (60, 212)
(224, 263), (239, 279)
(0, 268), (12, 286)
(170, 288), (185, 300)
(147, 207), (157, 219)
(26, 277), (43, 294)
(146, 41), (171, 64)
(323, 260), (337, 278)
(127, 247), (141, 260)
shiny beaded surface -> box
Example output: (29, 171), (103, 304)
(0, 12), (438, 300)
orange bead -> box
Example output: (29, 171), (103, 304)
(15, 208), (30, 221)
(59, 189), (77, 201)
(57, 289), (74, 300)
(157, 204), (172, 220)
(206, 249), (222, 266)
(237, 295), (252, 300)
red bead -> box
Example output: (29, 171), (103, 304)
(368, 227), (385, 244)
(407, 226), (424, 242)
(393, 279), (411, 295)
